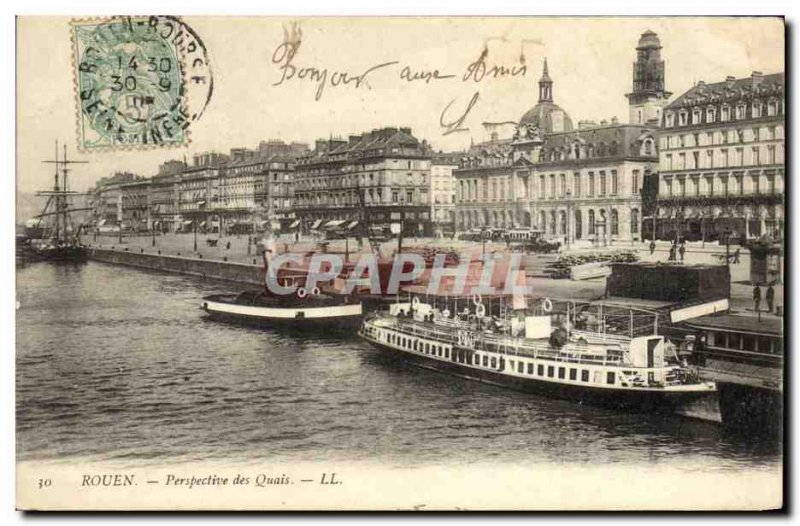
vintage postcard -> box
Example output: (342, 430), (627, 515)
(15, 16), (785, 511)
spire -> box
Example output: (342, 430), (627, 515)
(538, 58), (553, 102)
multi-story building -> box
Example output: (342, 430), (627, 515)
(656, 71), (785, 241)
(454, 31), (663, 245)
(89, 171), (146, 230)
(294, 127), (432, 236)
(430, 153), (460, 237)
(255, 155), (298, 231)
(178, 152), (226, 233)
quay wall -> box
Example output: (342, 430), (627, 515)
(87, 247), (263, 286)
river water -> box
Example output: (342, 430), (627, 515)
(16, 261), (781, 471)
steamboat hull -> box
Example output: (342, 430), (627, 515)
(201, 296), (363, 332)
(365, 339), (712, 412)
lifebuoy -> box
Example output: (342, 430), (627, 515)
(297, 287), (308, 299)
(442, 309), (451, 318)
(475, 303), (486, 317)
(472, 294), (482, 306)
(311, 286), (321, 296)
(542, 297), (553, 313)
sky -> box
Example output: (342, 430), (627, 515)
(16, 16), (784, 194)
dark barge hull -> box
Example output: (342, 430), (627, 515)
(366, 340), (713, 413)
(201, 295), (363, 333)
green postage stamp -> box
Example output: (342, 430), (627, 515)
(70, 16), (213, 150)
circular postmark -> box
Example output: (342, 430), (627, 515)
(72, 16), (213, 150)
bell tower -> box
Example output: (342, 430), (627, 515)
(626, 30), (671, 125)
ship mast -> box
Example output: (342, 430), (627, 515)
(39, 140), (87, 244)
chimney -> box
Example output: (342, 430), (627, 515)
(315, 139), (328, 153)
(751, 71), (764, 88)
(611, 116), (619, 125)
(400, 127), (412, 135)
(697, 80), (705, 87)
(726, 75), (737, 87)
(349, 135), (360, 144)
(491, 131), (499, 141)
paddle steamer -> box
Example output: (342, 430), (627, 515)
(359, 296), (715, 412)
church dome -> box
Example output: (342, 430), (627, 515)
(519, 58), (574, 134)
(520, 101), (574, 134)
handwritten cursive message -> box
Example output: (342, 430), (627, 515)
(270, 33), (528, 136)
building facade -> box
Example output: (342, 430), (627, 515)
(293, 127), (432, 236)
(454, 31), (662, 245)
(656, 71), (785, 241)
(90, 140), (307, 235)
(430, 154), (460, 237)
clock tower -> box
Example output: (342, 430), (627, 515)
(626, 30), (671, 125)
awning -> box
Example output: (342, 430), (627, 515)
(200, 221), (207, 227)
(325, 220), (346, 229)
(347, 220), (360, 230)
(310, 219), (323, 230)
(153, 221), (161, 226)
(183, 220), (193, 225)
(271, 221), (281, 230)
(97, 219), (107, 226)
(258, 220), (269, 227)
(289, 220), (300, 228)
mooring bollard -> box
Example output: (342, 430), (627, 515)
(223, 256), (228, 262)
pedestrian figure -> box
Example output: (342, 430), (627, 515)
(733, 248), (741, 264)
(753, 284), (762, 314)
(226, 241), (231, 250)
(679, 243), (686, 263)
(668, 245), (676, 262)
(649, 239), (656, 255)
(766, 283), (775, 313)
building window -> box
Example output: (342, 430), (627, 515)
(665, 112), (675, 127)
(768, 145), (776, 165)
(735, 148), (744, 167)
(752, 147), (760, 166)
(610, 171), (618, 195)
(588, 172), (595, 196)
(678, 111), (688, 126)
(736, 104), (746, 120)
(547, 366), (554, 378)
(767, 100), (777, 116)
(392, 190), (399, 203)
(569, 368), (577, 381)
(692, 109), (702, 124)
(752, 102), (762, 118)
(537, 364), (544, 376)
(607, 372), (616, 385)
(706, 150), (714, 169)
(560, 174), (566, 197)
(706, 107), (716, 123)
(631, 209), (640, 233)
(611, 209), (619, 235)
(574, 172), (581, 197)
(581, 370), (590, 382)
(721, 106), (730, 122)
(665, 154), (672, 170)
(599, 171), (606, 196)
(588, 209), (595, 235)
(549, 174), (556, 198)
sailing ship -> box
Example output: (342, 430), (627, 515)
(26, 141), (90, 262)
(359, 295), (716, 412)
